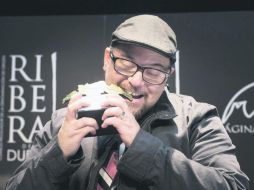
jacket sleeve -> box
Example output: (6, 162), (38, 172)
(5, 109), (83, 190)
(117, 98), (249, 190)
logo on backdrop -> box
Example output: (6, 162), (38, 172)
(222, 82), (254, 134)
(0, 52), (57, 162)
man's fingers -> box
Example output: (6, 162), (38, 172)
(69, 92), (82, 104)
(77, 126), (97, 137)
(74, 117), (99, 130)
(67, 98), (91, 118)
(100, 94), (127, 110)
(101, 116), (122, 129)
(101, 106), (122, 120)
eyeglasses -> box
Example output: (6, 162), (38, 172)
(110, 49), (171, 85)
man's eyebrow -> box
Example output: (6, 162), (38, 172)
(112, 47), (134, 60)
(117, 51), (134, 60)
(145, 62), (171, 70)
(114, 48), (171, 70)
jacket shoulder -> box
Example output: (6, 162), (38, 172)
(167, 92), (219, 124)
(51, 108), (67, 129)
(34, 108), (67, 140)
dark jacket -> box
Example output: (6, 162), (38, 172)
(5, 90), (249, 190)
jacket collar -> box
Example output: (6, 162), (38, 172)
(139, 88), (177, 123)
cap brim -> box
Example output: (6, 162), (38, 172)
(111, 38), (176, 65)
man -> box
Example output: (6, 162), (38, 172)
(5, 15), (249, 190)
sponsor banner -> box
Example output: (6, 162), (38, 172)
(222, 82), (254, 134)
(0, 52), (57, 171)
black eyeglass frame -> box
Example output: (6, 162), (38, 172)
(109, 49), (171, 85)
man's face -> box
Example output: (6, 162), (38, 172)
(103, 44), (171, 119)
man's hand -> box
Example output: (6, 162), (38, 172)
(58, 93), (99, 159)
(101, 94), (140, 147)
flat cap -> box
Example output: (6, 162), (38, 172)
(111, 15), (177, 61)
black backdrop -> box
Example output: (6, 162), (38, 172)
(0, 12), (253, 189)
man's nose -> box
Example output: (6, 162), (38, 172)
(128, 71), (144, 87)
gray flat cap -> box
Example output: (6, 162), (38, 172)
(111, 15), (177, 62)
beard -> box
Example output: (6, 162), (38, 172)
(126, 101), (148, 120)
(134, 109), (146, 120)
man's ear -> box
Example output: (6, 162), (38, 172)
(103, 47), (111, 71)
(170, 67), (175, 75)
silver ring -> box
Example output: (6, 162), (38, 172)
(120, 111), (125, 120)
